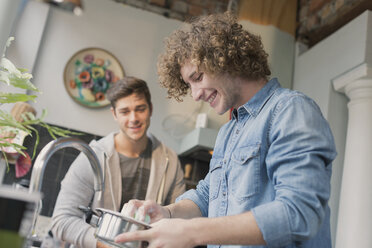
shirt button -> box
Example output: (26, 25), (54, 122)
(223, 160), (226, 164)
(223, 192), (226, 196)
(236, 130), (239, 134)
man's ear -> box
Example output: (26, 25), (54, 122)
(111, 107), (117, 120)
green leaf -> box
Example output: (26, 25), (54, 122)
(17, 68), (29, 73)
(0, 92), (37, 103)
(1, 37), (14, 58)
(0, 71), (10, 85)
(40, 109), (48, 120)
(5, 37), (14, 49)
(0, 110), (31, 133)
(0, 122), (30, 135)
(24, 112), (36, 121)
(8, 74), (38, 92)
(0, 138), (27, 153)
(0, 151), (10, 170)
(39, 123), (56, 139)
(1, 57), (24, 76)
(1, 37), (38, 93)
(18, 112), (37, 123)
(40, 123), (83, 138)
(24, 125), (39, 159)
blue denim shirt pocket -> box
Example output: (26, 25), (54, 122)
(230, 144), (261, 204)
(209, 158), (223, 202)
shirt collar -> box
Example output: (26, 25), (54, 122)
(232, 78), (280, 120)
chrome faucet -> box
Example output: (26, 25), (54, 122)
(28, 137), (104, 236)
(29, 137), (104, 196)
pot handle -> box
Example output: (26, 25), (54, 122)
(78, 205), (100, 227)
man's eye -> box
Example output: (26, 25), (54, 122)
(120, 111), (129, 115)
(137, 108), (146, 112)
(195, 73), (203, 81)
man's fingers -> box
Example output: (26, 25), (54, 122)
(121, 203), (136, 217)
(141, 200), (163, 221)
(121, 199), (161, 224)
(136, 206), (150, 223)
(121, 199), (143, 217)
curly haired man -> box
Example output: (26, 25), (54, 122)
(116, 12), (337, 248)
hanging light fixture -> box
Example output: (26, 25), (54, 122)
(37, 0), (83, 15)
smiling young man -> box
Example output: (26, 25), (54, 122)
(51, 76), (185, 248)
(116, 13), (337, 248)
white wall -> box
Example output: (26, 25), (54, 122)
(0, 0), (23, 114)
(240, 20), (295, 89)
(293, 10), (372, 247)
(6, 1), (49, 74)
(9, 0), (295, 153)
(26, 0), (228, 151)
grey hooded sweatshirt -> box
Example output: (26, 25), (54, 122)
(51, 132), (185, 247)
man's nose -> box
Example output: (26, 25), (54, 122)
(190, 85), (202, 101)
(129, 111), (138, 121)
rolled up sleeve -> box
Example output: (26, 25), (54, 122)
(176, 173), (211, 217)
(255, 95), (337, 246)
(252, 201), (291, 246)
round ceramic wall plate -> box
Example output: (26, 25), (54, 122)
(64, 47), (125, 108)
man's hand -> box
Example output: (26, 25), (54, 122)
(115, 218), (196, 248)
(117, 199), (204, 248)
(115, 210), (265, 248)
(121, 199), (169, 223)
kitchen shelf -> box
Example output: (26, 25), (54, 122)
(179, 148), (210, 191)
(178, 127), (218, 156)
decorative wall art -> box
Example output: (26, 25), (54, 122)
(64, 48), (124, 108)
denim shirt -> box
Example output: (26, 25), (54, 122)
(177, 78), (337, 248)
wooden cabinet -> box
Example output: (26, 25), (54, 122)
(179, 149), (211, 191)
(179, 148), (211, 248)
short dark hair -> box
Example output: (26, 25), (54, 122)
(106, 76), (152, 109)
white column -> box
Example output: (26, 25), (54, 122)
(333, 63), (372, 248)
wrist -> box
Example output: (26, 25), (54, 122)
(164, 206), (172, 218)
(184, 218), (200, 247)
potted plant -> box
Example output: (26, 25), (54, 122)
(0, 36), (80, 175)
(0, 37), (79, 247)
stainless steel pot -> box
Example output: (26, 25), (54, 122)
(79, 206), (150, 248)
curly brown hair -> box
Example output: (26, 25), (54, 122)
(157, 12), (271, 101)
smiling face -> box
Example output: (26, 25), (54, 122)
(111, 93), (152, 144)
(180, 62), (243, 115)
